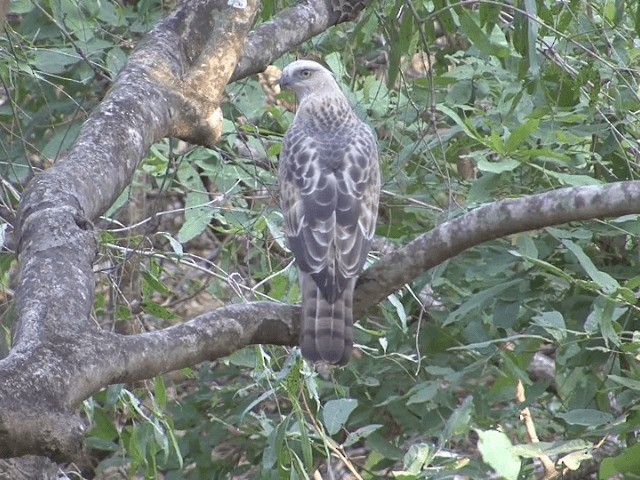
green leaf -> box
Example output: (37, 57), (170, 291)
(515, 234), (538, 259)
(559, 449), (593, 470)
(446, 79), (473, 105)
(407, 382), (438, 405)
(440, 395), (473, 443)
(522, 255), (573, 280)
(493, 300), (522, 329)
(449, 334), (549, 351)
(506, 118), (539, 152)
(386, 0), (414, 88)
(532, 311), (566, 342)
(524, 0), (540, 78)
(323, 398), (358, 435)
(325, 52), (345, 80)
(391, 471), (417, 480)
(31, 48), (81, 74)
(343, 424), (383, 447)
(584, 297), (623, 347)
(556, 409), (614, 426)
(600, 442), (640, 478)
(263, 418), (289, 469)
(563, 239), (620, 293)
(488, 129), (506, 154)
(105, 47), (128, 78)
(433, 0), (455, 32)
(141, 301), (179, 321)
(141, 270), (171, 296)
(298, 415), (313, 469)
(153, 376), (167, 410)
(388, 293), (407, 331)
(608, 374), (640, 391)
(0, 223), (7, 250)
(476, 158), (520, 174)
(103, 186), (131, 218)
(85, 437), (121, 452)
(624, 275), (640, 290)
(511, 439), (591, 457)
(476, 429), (521, 479)
(9, 0), (34, 14)
(367, 433), (404, 461)
(445, 279), (522, 325)
(41, 123), (82, 159)
(543, 171), (602, 186)
(158, 232), (184, 258)
(88, 408), (119, 441)
(479, 3), (501, 28)
(176, 164), (214, 243)
(436, 104), (482, 142)
(458, 9), (511, 58)
(402, 443), (431, 474)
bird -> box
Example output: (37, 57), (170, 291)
(278, 60), (380, 365)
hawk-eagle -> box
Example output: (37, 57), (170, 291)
(278, 60), (380, 365)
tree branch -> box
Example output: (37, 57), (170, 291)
(80, 182), (640, 398)
(70, 302), (300, 406)
(5, 0), (639, 467)
(3, 0), (260, 462)
(355, 181), (640, 312)
(231, 0), (372, 82)
(3, 0), (376, 461)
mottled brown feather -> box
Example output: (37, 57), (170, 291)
(278, 60), (379, 365)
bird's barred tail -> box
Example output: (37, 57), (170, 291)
(299, 273), (354, 365)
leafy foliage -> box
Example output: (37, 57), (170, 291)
(2, 0), (640, 478)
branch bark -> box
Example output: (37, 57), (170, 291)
(4, 0), (261, 463)
(1, 0), (375, 463)
(355, 181), (640, 312)
(231, 0), (372, 82)
(109, 182), (640, 388)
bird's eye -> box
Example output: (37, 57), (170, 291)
(300, 69), (311, 78)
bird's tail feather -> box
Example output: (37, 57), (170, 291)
(299, 272), (354, 365)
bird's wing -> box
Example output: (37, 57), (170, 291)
(279, 121), (379, 303)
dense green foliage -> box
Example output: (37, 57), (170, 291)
(3, 0), (640, 478)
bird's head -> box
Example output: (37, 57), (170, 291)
(278, 60), (339, 102)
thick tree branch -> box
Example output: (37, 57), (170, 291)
(70, 183), (640, 402)
(355, 181), (640, 312)
(5, 0), (639, 468)
(231, 0), (372, 82)
(68, 303), (300, 407)
(3, 0), (376, 462)
(3, 0), (260, 462)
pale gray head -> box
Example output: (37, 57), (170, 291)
(278, 60), (341, 103)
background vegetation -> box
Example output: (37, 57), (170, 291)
(2, 0), (640, 478)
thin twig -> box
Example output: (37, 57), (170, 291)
(301, 391), (364, 480)
(516, 380), (558, 479)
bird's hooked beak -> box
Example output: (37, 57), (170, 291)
(278, 71), (291, 90)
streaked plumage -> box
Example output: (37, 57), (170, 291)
(278, 60), (380, 365)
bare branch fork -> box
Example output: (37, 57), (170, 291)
(2, 0), (639, 467)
